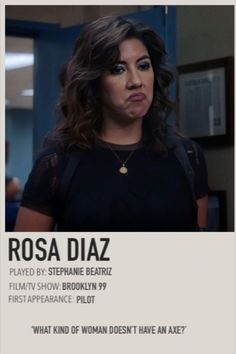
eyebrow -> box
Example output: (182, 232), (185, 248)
(117, 55), (151, 65)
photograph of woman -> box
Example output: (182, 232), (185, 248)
(15, 15), (209, 232)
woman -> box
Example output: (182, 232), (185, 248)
(15, 15), (208, 232)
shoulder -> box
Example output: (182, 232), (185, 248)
(166, 131), (209, 197)
(166, 131), (204, 163)
(21, 145), (82, 217)
(176, 136), (203, 161)
(26, 147), (69, 191)
(35, 146), (64, 165)
(177, 136), (206, 167)
(31, 145), (84, 186)
(33, 146), (72, 173)
(170, 134), (206, 169)
(176, 136), (209, 198)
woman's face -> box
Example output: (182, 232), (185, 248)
(100, 38), (154, 124)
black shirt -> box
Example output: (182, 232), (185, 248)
(21, 142), (208, 231)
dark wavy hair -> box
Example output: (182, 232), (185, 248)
(52, 15), (174, 154)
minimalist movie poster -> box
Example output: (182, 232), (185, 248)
(1, 3), (235, 354)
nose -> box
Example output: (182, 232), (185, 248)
(127, 69), (142, 89)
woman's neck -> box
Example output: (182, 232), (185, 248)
(100, 119), (143, 145)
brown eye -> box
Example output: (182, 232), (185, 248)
(138, 61), (151, 71)
(110, 65), (125, 75)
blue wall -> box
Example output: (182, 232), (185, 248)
(6, 109), (33, 186)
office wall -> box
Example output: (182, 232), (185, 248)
(176, 6), (234, 230)
(5, 5), (144, 27)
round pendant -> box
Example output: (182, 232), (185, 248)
(119, 166), (128, 174)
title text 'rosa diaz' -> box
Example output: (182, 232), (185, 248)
(8, 238), (110, 261)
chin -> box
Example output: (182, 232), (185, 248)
(128, 107), (150, 119)
(128, 114), (145, 120)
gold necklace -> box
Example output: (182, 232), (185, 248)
(105, 143), (136, 174)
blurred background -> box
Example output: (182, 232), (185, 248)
(5, 5), (234, 231)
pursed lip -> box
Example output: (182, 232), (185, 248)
(128, 92), (146, 102)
